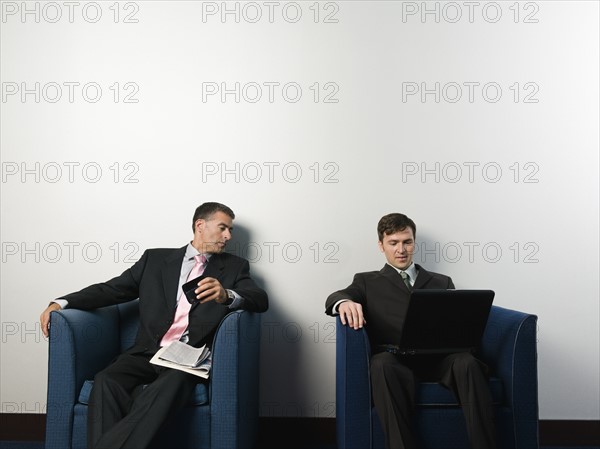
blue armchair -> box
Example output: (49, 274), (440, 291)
(336, 305), (539, 449)
(45, 300), (261, 449)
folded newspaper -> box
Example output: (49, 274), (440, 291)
(150, 341), (212, 379)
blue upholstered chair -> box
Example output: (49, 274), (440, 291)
(336, 305), (539, 449)
(45, 300), (261, 449)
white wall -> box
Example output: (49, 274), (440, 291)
(1, 1), (598, 420)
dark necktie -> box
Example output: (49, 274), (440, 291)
(400, 271), (412, 291)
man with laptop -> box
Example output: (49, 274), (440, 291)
(325, 213), (496, 449)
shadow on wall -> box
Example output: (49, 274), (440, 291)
(225, 223), (308, 420)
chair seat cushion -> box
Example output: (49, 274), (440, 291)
(78, 380), (209, 406)
(416, 377), (503, 406)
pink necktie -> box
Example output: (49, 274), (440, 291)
(160, 254), (207, 346)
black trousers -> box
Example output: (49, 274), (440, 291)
(370, 351), (497, 449)
(87, 352), (201, 449)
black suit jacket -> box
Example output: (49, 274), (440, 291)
(62, 246), (268, 354)
(325, 263), (453, 348)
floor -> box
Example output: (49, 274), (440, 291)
(1, 443), (598, 449)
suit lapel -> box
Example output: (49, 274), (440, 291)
(413, 264), (433, 289)
(380, 264), (411, 293)
(162, 246), (187, 311)
(202, 253), (225, 280)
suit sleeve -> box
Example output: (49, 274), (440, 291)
(230, 259), (268, 313)
(61, 250), (149, 310)
(325, 273), (366, 316)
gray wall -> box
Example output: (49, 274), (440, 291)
(1, 1), (598, 420)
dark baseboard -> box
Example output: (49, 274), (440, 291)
(257, 417), (336, 448)
(0, 413), (46, 441)
(1, 414), (598, 447)
(539, 420), (600, 447)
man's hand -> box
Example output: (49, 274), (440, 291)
(195, 277), (228, 304)
(40, 303), (61, 338)
(338, 300), (366, 330)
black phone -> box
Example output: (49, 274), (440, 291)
(182, 275), (206, 303)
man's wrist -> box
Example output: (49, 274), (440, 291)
(222, 289), (235, 306)
(52, 299), (68, 309)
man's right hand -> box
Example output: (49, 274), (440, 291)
(338, 300), (366, 330)
(40, 303), (61, 338)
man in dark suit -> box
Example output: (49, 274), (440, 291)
(325, 213), (496, 449)
(40, 202), (268, 449)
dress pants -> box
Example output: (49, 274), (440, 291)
(370, 351), (497, 449)
(87, 352), (201, 449)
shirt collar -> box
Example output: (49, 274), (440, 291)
(185, 242), (212, 261)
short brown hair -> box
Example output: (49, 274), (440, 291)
(192, 202), (235, 231)
(377, 213), (416, 242)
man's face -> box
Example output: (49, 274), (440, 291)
(194, 211), (233, 253)
(378, 227), (415, 271)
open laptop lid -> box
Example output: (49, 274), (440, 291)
(396, 289), (495, 355)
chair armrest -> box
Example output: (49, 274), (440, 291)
(210, 310), (261, 449)
(45, 306), (121, 449)
(336, 317), (373, 449)
(480, 305), (539, 448)
(480, 306), (538, 405)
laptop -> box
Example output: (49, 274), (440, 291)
(394, 289), (495, 355)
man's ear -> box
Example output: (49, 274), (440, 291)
(377, 240), (384, 253)
(194, 219), (204, 233)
